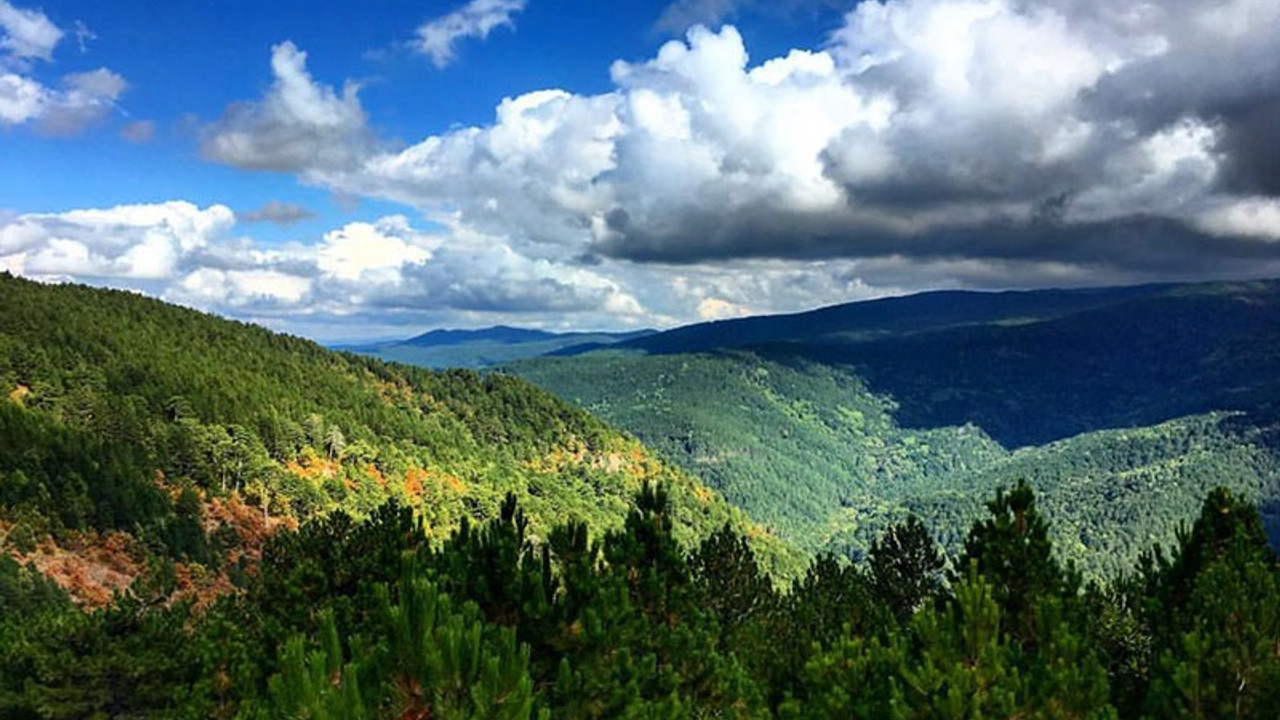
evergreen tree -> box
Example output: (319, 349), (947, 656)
(869, 514), (946, 621)
(959, 479), (1075, 648)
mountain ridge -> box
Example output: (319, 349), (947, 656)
(508, 278), (1280, 575)
(340, 325), (656, 368)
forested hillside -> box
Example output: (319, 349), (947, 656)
(512, 281), (1280, 577)
(3, 275), (1280, 718)
(4, 475), (1280, 718)
(0, 272), (799, 604)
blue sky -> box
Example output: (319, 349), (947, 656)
(3, 0), (1279, 340)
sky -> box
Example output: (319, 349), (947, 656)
(2, 0), (1279, 341)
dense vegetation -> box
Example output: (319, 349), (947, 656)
(0, 272), (799, 592)
(4, 274), (1280, 717)
(511, 281), (1280, 577)
(586, 279), (1280, 448)
(512, 351), (1280, 577)
(4, 481), (1279, 718)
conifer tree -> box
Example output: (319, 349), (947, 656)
(960, 479), (1074, 648)
(869, 514), (946, 621)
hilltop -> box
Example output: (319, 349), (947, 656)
(0, 273), (798, 605)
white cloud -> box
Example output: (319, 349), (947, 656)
(0, 69), (42, 122)
(413, 0), (525, 68)
(169, 268), (313, 308)
(0, 2), (126, 134)
(0, 201), (652, 337)
(0, 201), (236, 280)
(192, 0), (1280, 333)
(1195, 198), (1280, 241)
(201, 41), (370, 172)
(696, 296), (751, 320)
(369, 2), (1275, 269)
(316, 216), (434, 281)
(35, 67), (126, 135)
(0, 0), (61, 63)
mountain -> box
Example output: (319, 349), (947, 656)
(340, 325), (655, 369)
(591, 282), (1177, 356)
(510, 280), (1280, 576)
(5, 273), (1280, 719)
(0, 273), (798, 607)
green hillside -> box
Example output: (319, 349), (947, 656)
(511, 353), (1005, 550)
(511, 281), (1280, 577)
(5, 455), (1280, 718)
(0, 273), (800, 594)
(4, 274), (1280, 718)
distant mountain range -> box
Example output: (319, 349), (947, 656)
(655, 280), (1280, 447)
(507, 279), (1280, 576)
(336, 325), (655, 369)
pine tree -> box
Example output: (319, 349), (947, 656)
(869, 514), (946, 622)
(960, 479), (1074, 648)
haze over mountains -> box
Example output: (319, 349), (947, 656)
(339, 326), (655, 369)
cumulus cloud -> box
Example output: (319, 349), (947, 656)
(0, 2), (126, 134)
(413, 0), (525, 68)
(35, 67), (126, 135)
(0, 201), (648, 337)
(237, 200), (316, 226)
(0, 201), (236, 280)
(343, 2), (1279, 273)
(193, 0), (1280, 330)
(0, 0), (61, 63)
(201, 41), (371, 173)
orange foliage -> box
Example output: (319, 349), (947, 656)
(8, 531), (143, 608)
(525, 438), (663, 482)
(366, 463), (387, 489)
(173, 562), (236, 611)
(285, 452), (340, 481)
(4, 489), (294, 610)
(401, 465), (467, 500)
(441, 473), (467, 494)
(371, 376), (417, 407)
(404, 467), (426, 499)
(203, 493), (294, 568)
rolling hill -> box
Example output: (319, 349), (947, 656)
(510, 280), (1280, 576)
(4, 274), (1280, 719)
(0, 273), (799, 605)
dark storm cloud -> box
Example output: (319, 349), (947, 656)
(594, 202), (1280, 277)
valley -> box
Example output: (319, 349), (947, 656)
(4, 275), (1280, 718)
(509, 280), (1280, 576)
